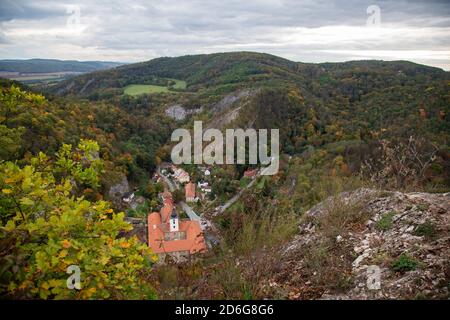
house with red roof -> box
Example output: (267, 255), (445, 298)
(244, 168), (258, 178)
(148, 191), (206, 262)
(185, 182), (196, 202)
(161, 190), (173, 206)
(171, 166), (190, 183)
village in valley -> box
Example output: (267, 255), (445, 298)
(120, 162), (261, 263)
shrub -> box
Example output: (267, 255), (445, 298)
(360, 136), (439, 190)
(376, 211), (395, 231)
(317, 196), (371, 240)
(0, 142), (157, 299)
(391, 254), (418, 272)
(416, 203), (429, 212)
(301, 238), (354, 293)
(413, 221), (437, 239)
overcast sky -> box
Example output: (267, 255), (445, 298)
(0, 0), (449, 69)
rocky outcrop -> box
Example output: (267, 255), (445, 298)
(165, 104), (188, 120)
(129, 195), (145, 210)
(212, 89), (252, 113)
(165, 104), (203, 121)
(206, 89), (256, 130)
(108, 175), (130, 203)
(278, 188), (449, 300)
(78, 78), (95, 95)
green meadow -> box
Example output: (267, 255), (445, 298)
(168, 78), (187, 90)
(123, 84), (169, 95)
(123, 79), (186, 96)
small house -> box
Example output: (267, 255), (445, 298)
(185, 182), (196, 202)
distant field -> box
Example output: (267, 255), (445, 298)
(123, 84), (169, 95)
(1, 71), (82, 84)
(11, 74), (64, 81)
(123, 79), (187, 96)
(169, 79), (187, 90)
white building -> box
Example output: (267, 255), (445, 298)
(198, 181), (209, 188)
(122, 192), (135, 203)
(172, 167), (190, 183)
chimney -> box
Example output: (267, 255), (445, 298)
(169, 208), (179, 232)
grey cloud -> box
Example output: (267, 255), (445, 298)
(0, 0), (66, 22)
(0, 0), (448, 70)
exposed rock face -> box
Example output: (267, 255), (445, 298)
(279, 188), (449, 300)
(56, 80), (75, 95)
(79, 78), (95, 95)
(129, 195), (145, 210)
(212, 89), (252, 113)
(108, 175), (130, 203)
(165, 104), (203, 121)
(166, 104), (187, 120)
(206, 89), (256, 130)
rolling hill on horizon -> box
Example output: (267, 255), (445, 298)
(0, 58), (126, 86)
(0, 58), (124, 73)
(45, 51), (448, 99)
(39, 51), (449, 188)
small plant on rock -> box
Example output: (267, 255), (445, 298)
(413, 221), (437, 239)
(376, 211), (395, 231)
(391, 253), (418, 272)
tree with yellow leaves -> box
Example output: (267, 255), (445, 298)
(0, 140), (157, 299)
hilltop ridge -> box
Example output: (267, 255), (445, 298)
(45, 51), (448, 98)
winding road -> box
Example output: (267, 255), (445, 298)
(157, 167), (207, 226)
(214, 158), (279, 215)
(156, 157), (283, 247)
(215, 175), (258, 214)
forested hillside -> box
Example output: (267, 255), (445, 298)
(0, 79), (175, 197)
(1, 52), (449, 299)
(17, 51), (450, 210)
(44, 52), (449, 162)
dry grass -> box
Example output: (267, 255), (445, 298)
(292, 193), (373, 294)
(223, 210), (298, 256)
(316, 195), (372, 240)
(302, 239), (354, 293)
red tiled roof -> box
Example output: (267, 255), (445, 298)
(160, 204), (173, 223)
(147, 212), (164, 252)
(148, 188), (206, 255)
(244, 169), (258, 177)
(147, 215), (206, 255)
(162, 190), (173, 207)
(162, 190), (172, 199)
(185, 182), (195, 199)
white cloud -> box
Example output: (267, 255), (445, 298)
(0, 0), (448, 69)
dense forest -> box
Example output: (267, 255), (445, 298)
(1, 52), (449, 299)
(46, 52), (449, 187)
